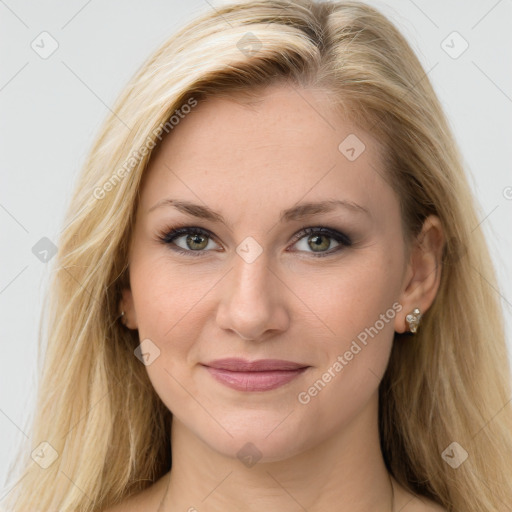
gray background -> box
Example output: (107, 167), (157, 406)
(1, 0), (511, 492)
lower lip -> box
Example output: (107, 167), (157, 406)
(203, 366), (309, 391)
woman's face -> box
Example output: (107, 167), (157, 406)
(123, 84), (413, 462)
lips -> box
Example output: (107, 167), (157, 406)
(204, 358), (307, 372)
(201, 358), (310, 392)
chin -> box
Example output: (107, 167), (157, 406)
(193, 412), (317, 464)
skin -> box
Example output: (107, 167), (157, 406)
(111, 84), (446, 512)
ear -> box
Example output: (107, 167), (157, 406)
(394, 215), (444, 333)
(119, 286), (138, 330)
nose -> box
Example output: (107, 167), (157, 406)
(215, 252), (290, 342)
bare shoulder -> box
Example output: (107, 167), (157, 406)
(100, 473), (169, 512)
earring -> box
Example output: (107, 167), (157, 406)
(120, 310), (126, 326)
(406, 308), (422, 333)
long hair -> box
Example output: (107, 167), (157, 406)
(3, 1), (511, 510)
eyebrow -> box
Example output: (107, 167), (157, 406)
(148, 198), (369, 224)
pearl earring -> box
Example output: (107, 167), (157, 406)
(406, 308), (422, 333)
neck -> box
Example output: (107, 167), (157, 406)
(160, 392), (395, 512)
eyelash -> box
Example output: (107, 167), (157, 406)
(156, 224), (353, 258)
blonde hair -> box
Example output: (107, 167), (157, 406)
(3, 1), (511, 510)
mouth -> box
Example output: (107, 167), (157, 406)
(201, 358), (310, 392)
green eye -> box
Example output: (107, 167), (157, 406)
(159, 226), (218, 256)
(158, 225), (352, 258)
(185, 233), (209, 250)
(307, 233), (332, 252)
(292, 227), (352, 256)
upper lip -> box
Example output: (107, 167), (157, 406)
(202, 358), (308, 372)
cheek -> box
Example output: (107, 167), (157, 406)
(291, 247), (402, 417)
(296, 244), (403, 344)
(129, 251), (221, 370)
(128, 253), (216, 419)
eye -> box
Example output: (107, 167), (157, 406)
(157, 225), (352, 258)
(289, 227), (352, 257)
(157, 226), (220, 256)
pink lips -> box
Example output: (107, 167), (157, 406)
(202, 358), (309, 392)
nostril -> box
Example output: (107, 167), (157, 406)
(232, 329), (256, 341)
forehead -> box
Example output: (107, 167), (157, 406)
(139, 84), (393, 220)
(156, 85), (382, 160)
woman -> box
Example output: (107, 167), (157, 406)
(3, 1), (511, 511)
